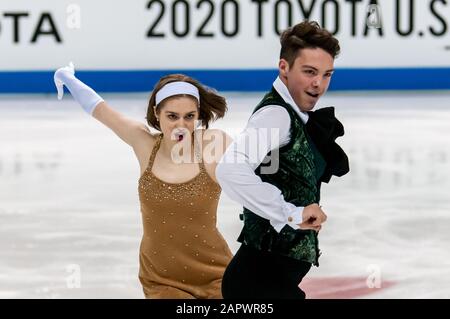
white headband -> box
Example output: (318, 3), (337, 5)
(155, 81), (200, 106)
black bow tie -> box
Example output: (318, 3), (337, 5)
(304, 107), (350, 183)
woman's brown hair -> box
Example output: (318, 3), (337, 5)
(146, 74), (227, 130)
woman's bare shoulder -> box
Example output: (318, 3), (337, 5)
(134, 126), (159, 151)
(200, 128), (230, 141)
(199, 128), (232, 158)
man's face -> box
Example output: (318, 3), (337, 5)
(279, 47), (335, 112)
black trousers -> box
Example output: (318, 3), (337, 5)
(222, 244), (312, 299)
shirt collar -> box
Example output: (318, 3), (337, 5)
(273, 76), (309, 124)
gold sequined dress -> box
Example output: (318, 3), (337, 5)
(138, 134), (233, 299)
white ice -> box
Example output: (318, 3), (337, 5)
(1, 91), (449, 298)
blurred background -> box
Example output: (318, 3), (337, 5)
(1, 0), (449, 298)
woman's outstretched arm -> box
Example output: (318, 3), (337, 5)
(54, 62), (152, 148)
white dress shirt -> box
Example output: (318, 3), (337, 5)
(216, 77), (310, 233)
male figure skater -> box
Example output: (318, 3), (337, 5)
(216, 21), (350, 299)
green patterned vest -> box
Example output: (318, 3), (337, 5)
(237, 88), (327, 266)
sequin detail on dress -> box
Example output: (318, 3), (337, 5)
(138, 133), (232, 299)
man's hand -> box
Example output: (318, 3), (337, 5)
(298, 203), (327, 232)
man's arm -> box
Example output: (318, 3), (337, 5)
(215, 106), (304, 233)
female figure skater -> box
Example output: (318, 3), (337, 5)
(54, 63), (233, 299)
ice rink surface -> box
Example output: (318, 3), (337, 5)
(1, 91), (449, 298)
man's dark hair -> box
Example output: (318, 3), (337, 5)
(280, 21), (340, 66)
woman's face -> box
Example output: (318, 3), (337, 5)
(155, 96), (200, 142)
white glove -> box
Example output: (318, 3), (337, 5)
(54, 62), (104, 115)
